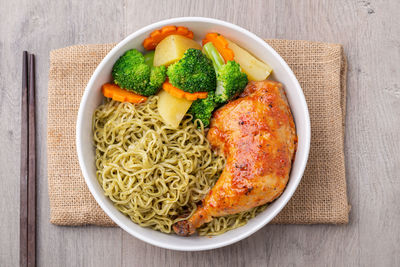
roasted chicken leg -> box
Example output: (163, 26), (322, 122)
(174, 80), (297, 236)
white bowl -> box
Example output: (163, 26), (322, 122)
(76, 17), (310, 251)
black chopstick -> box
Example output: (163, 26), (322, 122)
(20, 51), (29, 267)
(20, 51), (36, 267)
(27, 53), (36, 267)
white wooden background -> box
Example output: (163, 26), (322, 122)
(1, 0), (399, 266)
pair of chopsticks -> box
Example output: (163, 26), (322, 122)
(20, 51), (36, 267)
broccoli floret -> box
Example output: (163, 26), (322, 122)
(188, 91), (218, 127)
(112, 49), (166, 96)
(203, 42), (248, 103)
(215, 61), (248, 103)
(167, 49), (216, 93)
(149, 65), (167, 90)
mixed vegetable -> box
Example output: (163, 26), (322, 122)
(167, 48), (216, 93)
(203, 42), (248, 104)
(112, 49), (166, 96)
(102, 25), (273, 128)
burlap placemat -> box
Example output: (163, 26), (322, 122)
(47, 40), (349, 226)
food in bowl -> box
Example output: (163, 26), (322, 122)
(92, 25), (297, 236)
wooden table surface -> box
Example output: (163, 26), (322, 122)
(1, 0), (399, 266)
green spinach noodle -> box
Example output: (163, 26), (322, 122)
(93, 96), (266, 235)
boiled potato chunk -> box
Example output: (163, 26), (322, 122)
(226, 39), (272, 81)
(154, 35), (202, 67)
(157, 89), (193, 128)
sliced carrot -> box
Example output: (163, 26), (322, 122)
(143, 25), (194, 50)
(202, 33), (234, 62)
(102, 83), (147, 104)
(185, 91), (208, 101)
(162, 81), (208, 101)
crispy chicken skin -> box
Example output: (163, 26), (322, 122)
(173, 81), (297, 236)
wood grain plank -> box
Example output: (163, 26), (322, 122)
(4, 0), (126, 266)
(0, 0), (27, 265)
(354, 0), (400, 266)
